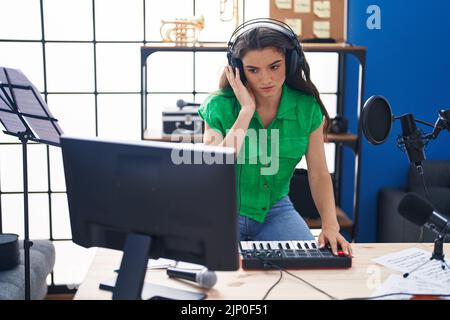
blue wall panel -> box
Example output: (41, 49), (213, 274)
(343, 0), (450, 242)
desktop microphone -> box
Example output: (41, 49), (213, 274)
(398, 192), (450, 236)
(167, 266), (217, 289)
(176, 99), (201, 109)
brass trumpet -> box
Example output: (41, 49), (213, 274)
(160, 15), (205, 46)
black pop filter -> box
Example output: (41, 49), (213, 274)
(361, 96), (393, 145)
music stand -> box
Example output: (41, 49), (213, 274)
(0, 67), (63, 300)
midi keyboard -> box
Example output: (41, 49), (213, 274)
(240, 240), (352, 269)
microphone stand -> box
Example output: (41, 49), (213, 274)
(403, 234), (450, 278)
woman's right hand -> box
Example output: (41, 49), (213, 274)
(224, 66), (256, 113)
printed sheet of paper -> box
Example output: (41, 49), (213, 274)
(372, 247), (450, 287)
(370, 274), (450, 300)
(294, 0), (310, 13)
(275, 0), (292, 10)
(147, 258), (205, 270)
(285, 18), (302, 35)
(313, 21), (330, 38)
(313, 0), (331, 18)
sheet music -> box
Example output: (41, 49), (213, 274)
(147, 258), (205, 271)
(372, 247), (450, 287)
(370, 274), (450, 300)
(0, 68), (8, 83)
(0, 91), (12, 110)
(13, 88), (48, 117)
(4, 68), (60, 120)
(0, 84), (13, 110)
(0, 110), (27, 133)
(25, 116), (62, 145)
(6, 68), (30, 86)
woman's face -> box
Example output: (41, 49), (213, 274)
(241, 46), (286, 99)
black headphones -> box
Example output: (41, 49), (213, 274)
(227, 18), (304, 84)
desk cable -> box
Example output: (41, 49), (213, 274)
(256, 256), (338, 300)
(344, 292), (450, 300)
(417, 166), (431, 243)
(256, 258), (450, 300)
(261, 269), (283, 300)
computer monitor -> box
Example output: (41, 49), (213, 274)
(60, 136), (239, 299)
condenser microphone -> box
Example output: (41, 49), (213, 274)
(167, 266), (217, 289)
(398, 192), (450, 236)
(176, 99), (201, 109)
(399, 114), (426, 167)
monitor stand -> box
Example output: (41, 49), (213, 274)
(99, 233), (206, 300)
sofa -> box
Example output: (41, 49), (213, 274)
(0, 240), (55, 300)
(377, 160), (450, 242)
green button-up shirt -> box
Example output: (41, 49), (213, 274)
(198, 84), (323, 222)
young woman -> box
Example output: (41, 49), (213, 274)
(198, 19), (351, 256)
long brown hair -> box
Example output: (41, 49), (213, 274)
(219, 27), (330, 134)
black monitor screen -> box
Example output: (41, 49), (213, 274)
(60, 136), (239, 272)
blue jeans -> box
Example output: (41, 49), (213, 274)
(239, 196), (315, 241)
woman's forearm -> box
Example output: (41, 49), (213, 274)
(220, 108), (254, 156)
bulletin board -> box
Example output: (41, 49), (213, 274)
(270, 0), (347, 43)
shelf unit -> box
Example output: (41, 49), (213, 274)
(140, 43), (366, 240)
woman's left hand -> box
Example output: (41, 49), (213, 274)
(318, 225), (352, 256)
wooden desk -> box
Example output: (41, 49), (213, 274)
(74, 243), (447, 300)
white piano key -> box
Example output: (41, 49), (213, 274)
(254, 241), (265, 250)
(298, 241), (307, 250)
(269, 241), (279, 250)
(247, 241), (259, 250)
(292, 240), (303, 250)
(260, 241), (271, 250)
(306, 240), (318, 249)
(240, 241), (251, 250)
(288, 241), (297, 250)
(278, 241), (292, 250)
